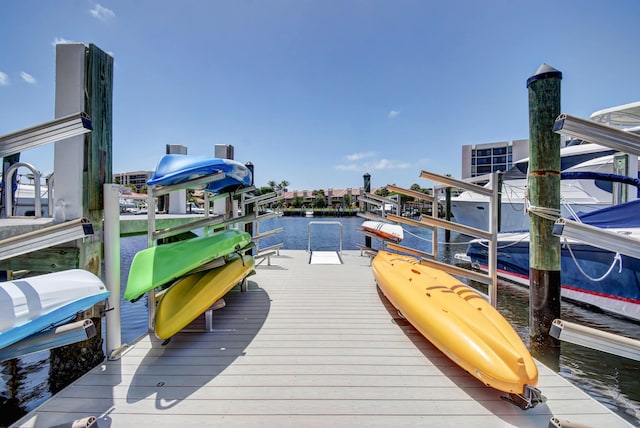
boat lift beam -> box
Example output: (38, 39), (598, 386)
(552, 218), (640, 259)
(362, 192), (399, 207)
(0, 217), (94, 261)
(550, 319), (640, 361)
(0, 112), (92, 158)
(386, 213), (493, 241)
(357, 212), (387, 223)
(0, 319), (96, 362)
(553, 113), (640, 156)
(386, 184), (435, 203)
(420, 170), (494, 197)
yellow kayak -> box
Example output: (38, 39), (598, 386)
(372, 251), (538, 396)
(154, 254), (255, 340)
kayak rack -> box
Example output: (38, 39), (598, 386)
(357, 171), (500, 307)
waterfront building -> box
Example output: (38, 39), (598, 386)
(113, 170), (152, 192)
(461, 137), (573, 180)
(282, 187), (366, 208)
(460, 139), (529, 180)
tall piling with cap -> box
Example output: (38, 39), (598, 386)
(526, 64), (562, 356)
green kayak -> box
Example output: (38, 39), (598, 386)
(124, 229), (252, 301)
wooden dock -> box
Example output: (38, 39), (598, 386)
(12, 250), (632, 427)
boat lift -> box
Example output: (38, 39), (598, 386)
(0, 113), (99, 362)
(552, 111), (640, 360)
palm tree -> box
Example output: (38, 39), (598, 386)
(278, 180), (290, 192)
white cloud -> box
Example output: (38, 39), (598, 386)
(366, 158), (412, 170)
(346, 151), (375, 161)
(388, 110), (400, 119)
(52, 37), (76, 46)
(335, 155), (412, 172)
(335, 163), (361, 171)
(0, 72), (9, 86)
(20, 72), (36, 85)
(90, 4), (115, 21)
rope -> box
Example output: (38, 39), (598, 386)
(473, 233), (530, 250)
(501, 181), (529, 213)
(401, 226), (468, 248)
(563, 238), (623, 282)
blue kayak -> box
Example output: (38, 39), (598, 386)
(147, 154), (252, 194)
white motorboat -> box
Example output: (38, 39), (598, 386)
(451, 102), (640, 232)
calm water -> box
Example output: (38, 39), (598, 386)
(2, 216), (639, 426)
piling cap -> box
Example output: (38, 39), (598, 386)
(526, 63), (562, 88)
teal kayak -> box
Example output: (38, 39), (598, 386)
(124, 229), (252, 301)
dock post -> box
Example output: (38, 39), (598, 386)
(526, 64), (562, 356)
(104, 183), (123, 358)
(363, 173), (371, 248)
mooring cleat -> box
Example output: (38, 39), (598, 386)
(502, 385), (546, 410)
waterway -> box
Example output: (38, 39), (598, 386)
(1, 216), (639, 426)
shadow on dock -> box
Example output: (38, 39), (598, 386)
(122, 283), (271, 410)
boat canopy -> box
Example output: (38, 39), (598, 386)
(589, 101), (640, 128)
(575, 198), (640, 229)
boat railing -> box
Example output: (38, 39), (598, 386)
(308, 221), (343, 253)
(3, 161), (43, 218)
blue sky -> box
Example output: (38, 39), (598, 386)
(1, 1), (639, 191)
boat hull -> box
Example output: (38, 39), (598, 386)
(0, 270), (110, 349)
(154, 254), (255, 339)
(466, 235), (640, 322)
(124, 229), (252, 301)
(450, 197), (606, 232)
(372, 251), (538, 394)
(361, 221), (404, 241)
(147, 154), (252, 194)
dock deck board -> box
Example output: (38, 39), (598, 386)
(12, 250), (632, 427)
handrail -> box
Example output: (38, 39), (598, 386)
(308, 221), (343, 253)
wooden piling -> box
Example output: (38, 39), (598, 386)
(526, 64), (562, 355)
(49, 43), (114, 392)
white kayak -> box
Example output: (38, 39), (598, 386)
(361, 220), (404, 241)
(0, 269), (110, 349)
